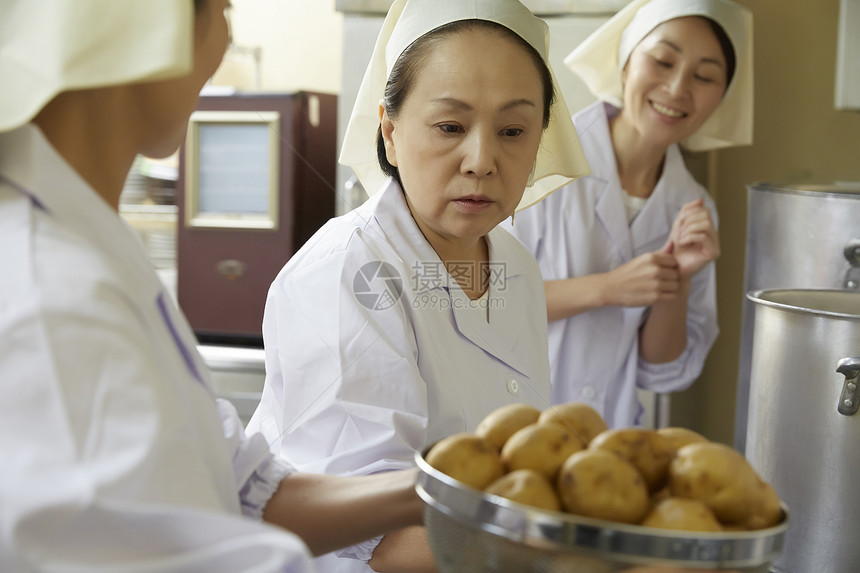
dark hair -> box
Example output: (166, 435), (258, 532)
(376, 19), (556, 186)
(193, 0), (205, 10)
(705, 18), (736, 89)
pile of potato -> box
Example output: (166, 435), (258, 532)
(425, 402), (783, 532)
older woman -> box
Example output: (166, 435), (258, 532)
(505, 0), (753, 429)
(246, 0), (589, 570)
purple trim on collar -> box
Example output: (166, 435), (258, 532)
(0, 173), (48, 211)
(156, 291), (209, 391)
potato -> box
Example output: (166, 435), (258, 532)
(474, 403), (541, 450)
(641, 497), (723, 532)
(501, 423), (585, 480)
(740, 478), (783, 530)
(425, 433), (504, 490)
(538, 401), (606, 445)
(484, 469), (561, 512)
(668, 442), (760, 524)
(656, 426), (709, 453)
(590, 428), (674, 492)
(557, 449), (650, 524)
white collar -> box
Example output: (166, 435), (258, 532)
(0, 123), (164, 298)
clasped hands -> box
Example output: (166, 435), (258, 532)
(603, 199), (720, 308)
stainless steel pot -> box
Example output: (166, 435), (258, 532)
(735, 182), (860, 453)
(745, 289), (860, 573)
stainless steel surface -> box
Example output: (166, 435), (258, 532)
(735, 182), (860, 452)
(198, 344), (265, 425)
(745, 289), (860, 573)
(335, 0), (392, 13)
(845, 238), (860, 289)
(335, 0), (629, 15)
(415, 448), (789, 572)
(843, 239), (860, 266)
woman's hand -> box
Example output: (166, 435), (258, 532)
(668, 199), (720, 279)
(602, 247), (680, 307)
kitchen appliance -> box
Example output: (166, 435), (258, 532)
(175, 92), (337, 344)
(415, 447), (789, 573)
(734, 182), (860, 451)
(745, 289), (860, 573)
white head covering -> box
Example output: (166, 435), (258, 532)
(564, 0), (753, 151)
(339, 0), (590, 211)
(0, 0), (194, 133)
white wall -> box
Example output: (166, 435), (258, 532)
(210, 0), (343, 94)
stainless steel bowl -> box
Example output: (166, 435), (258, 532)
(415, 449), (789, 573)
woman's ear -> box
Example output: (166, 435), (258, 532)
(379, 103), (398, 168)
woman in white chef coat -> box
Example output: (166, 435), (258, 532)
(505, 0), (753, 429)
(245, 0), (589, 570)
(0, 2), (426, 572)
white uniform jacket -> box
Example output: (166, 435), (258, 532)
(0, 125), (314, 573)
(507, 101), (719, 428)
(247, 179), (552, 571)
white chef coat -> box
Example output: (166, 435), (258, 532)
(506, 101), (719, 429)
(247, 179), (552, 572)
(0, 124), (314, 573)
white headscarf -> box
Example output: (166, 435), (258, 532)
(564, 0), (753, 151)
(339, 0), (591, 211)
(0, 0), (194, 133)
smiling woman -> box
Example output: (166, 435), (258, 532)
(618, 16), (731, 152)
(503, 0), (754, 430)
(243, 1), (590, 572)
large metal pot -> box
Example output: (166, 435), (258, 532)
(745, 289), (860, 573)
(735, 182), (860, 452)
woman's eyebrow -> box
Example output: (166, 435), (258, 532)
(430, 97), (537, 111)
(657, 39), (725, 68)
(501, 98), (537, 112)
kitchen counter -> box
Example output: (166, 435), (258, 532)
(198, 344), (266, 426)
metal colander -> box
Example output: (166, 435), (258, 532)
(415, 449), (789, 573)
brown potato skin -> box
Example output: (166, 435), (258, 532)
(538, 402), (606, 445)
(557, 449), (650, 524)
(474, 403), (541, 451)
(656, 426), (709, 454)
(641, 497), (723, 532)
(501, 423), (585, 480)
(484, 469), (561, 512)
(439, 404), (786, 536)
(425, 433), (504, 491)
(590, 428), (674, 493)
(740, 478), (783, 530)
(669, 442), (760, 524)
